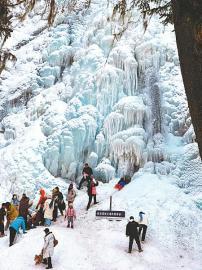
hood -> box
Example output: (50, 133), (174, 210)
(40, 189), (46, 197)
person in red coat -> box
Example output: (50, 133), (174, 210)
(86, 177), (98, 211)
(36, 189), (47, 210)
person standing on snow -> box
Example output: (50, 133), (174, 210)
(11, 194), (20, 210)
(66, 183), (76, 205)
(36, 189), (47, 211)
(43, 196), (54, 227)
(5, 202), (19, 230)
(9, 216), (26, 246)
(65, 203), (76, 228)
(53, 187), (65, 217)
(0, 203), (6, 237)
(86, 176), (99, 211)
(138, 211), (148, 242)
(19, 193), (33, 228)
(42, 228), (55, 269)
(126, 216), (143, 253)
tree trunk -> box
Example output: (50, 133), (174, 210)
(171, 0), (202, 158)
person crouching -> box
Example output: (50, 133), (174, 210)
(65, 203), (76, 229)
(9, 215), (26, 246)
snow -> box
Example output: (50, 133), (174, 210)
(0, 0), (202, 268)
(0, 173), (201, 270)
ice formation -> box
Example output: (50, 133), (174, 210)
(0, 0), (201, 204)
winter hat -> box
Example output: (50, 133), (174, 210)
(129, 216), (134, 220)
(44, 228), (49, 234)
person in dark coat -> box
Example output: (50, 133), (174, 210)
(78, 163), (93, 190)
(82, 163), (93, 176)
(52, 187), (65, 221)
(126, 216), (143, 253)
(19, 194), (33, 228)
(0, 203), (6, 237)
(9, 216), (26, 246)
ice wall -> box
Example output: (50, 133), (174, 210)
(0, 0), (201, 194)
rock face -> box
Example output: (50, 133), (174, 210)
(0, 1), (201, 199)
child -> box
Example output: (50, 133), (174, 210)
(65, 203), (76, 228)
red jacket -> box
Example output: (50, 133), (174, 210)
(66, 208), (76, 218)
(36, 189), (47, 209)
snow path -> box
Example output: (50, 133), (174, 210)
(0, 175), (201, 270)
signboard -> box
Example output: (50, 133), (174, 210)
(96, 210), (125, 219)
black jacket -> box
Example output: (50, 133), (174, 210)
(126, 221), (140, 238)
(0, 207), (6, 222)
(78, 175), (91, 190)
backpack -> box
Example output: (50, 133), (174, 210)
(53, 235), (58, 247)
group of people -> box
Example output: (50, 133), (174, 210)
(0, 193), (33, 238)
(0, 163), (149, 268)
(78, 163), (99, 210)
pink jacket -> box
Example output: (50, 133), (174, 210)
(66, 208), (76, 218)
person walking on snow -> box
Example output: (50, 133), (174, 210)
(9, 216), (26, 246)
(138, 211), (148, 242)
(43, 196), (54, 227)
(126, 216), (143, 253)
(66, 183), (76, 205)
(65, 203), (76, 228)
(86, 176), (99, 211)
(42, 228), (55, 269)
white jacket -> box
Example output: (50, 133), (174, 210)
(43, 232), (54, 258)
(66, 189), (76, 202)
(139, 215), (148, 226)
(44, 199), (54, 220)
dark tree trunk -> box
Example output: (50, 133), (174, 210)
(171, 0), (202, 158)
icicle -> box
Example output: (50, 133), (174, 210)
(96, 64), (124, 116)
(104, 112), (124, 141)
(95, 133), (105, 159)
(113, 96), (147, 128)
(109, 127), (146, 173)
(109, 46), (138, 95)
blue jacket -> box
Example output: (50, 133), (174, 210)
(10, 216), (26, 233)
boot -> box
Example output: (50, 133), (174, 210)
(46, 257), (52, 269)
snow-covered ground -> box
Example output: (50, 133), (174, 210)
(0, 0), (201, 268)
(0, 175), (201, 270)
